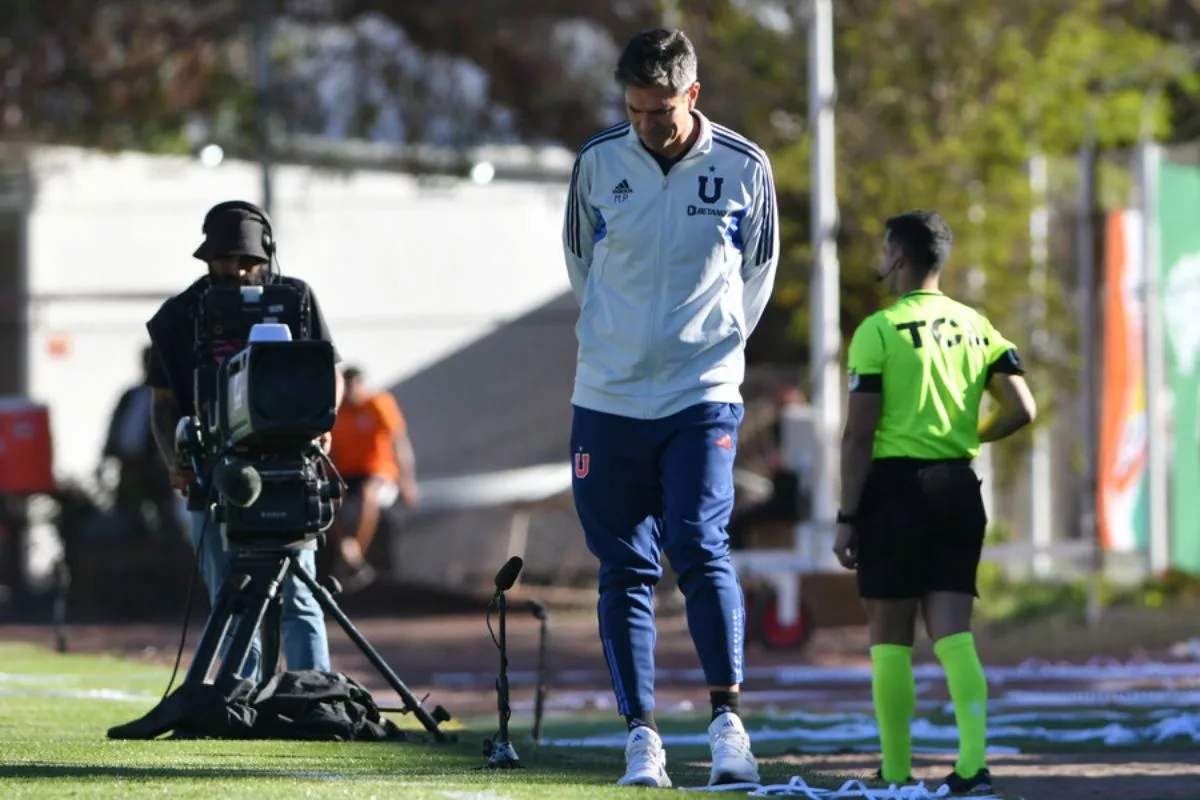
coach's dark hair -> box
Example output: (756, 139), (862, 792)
(614, 28), (698, 94)
(885, 211), (954, 274)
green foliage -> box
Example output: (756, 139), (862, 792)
(0, 3), (253, 150)
(974, 565), (1200, 624)
(689, 0), (1194, 375)
(973, 513), (1200, 625)
(975, 568), (1092, 624)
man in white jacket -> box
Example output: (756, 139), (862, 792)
(562, 27), (780, 789)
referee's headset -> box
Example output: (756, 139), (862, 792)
(877, 255), (902, 283)
(200, 200), (280, 284)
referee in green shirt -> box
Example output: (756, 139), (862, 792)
(834, 210), (1037, 794)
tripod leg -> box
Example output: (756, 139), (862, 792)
(184, 571), (245, 685)
(108, 580), (243, 739)
(212, 552), (291, 693)
(532, 617), (549, 744)
(290, 559), (449, 741)
(107, 551), (292, 741)
(261, 592), (283, 682)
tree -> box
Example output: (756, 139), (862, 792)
(0, 1), (662, 152)
(0, 0), (252, 151)
(677, 0), (1194, 385)
(331, 0), (663, 146)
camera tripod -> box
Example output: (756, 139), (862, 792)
(108, 536), (452, 741)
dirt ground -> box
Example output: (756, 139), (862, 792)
(4, 600), (1200, 800)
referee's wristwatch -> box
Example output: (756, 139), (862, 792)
(836, 509), (856, 525)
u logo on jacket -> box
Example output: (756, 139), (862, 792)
(697, 175), (724, 204)
(574, 452), (590, 479)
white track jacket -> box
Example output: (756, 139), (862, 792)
(562, 111), (780, 420)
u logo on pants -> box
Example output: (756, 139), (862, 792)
(574, 452), (591, 478)
(570, 402), (747, 718)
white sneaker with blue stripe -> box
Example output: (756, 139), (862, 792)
(617, 726), (672, 787)
(708, 712), (760, 786)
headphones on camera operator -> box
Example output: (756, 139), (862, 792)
(194, 200), (278, 279)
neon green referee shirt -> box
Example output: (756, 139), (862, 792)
(846, 290), (1025, 460)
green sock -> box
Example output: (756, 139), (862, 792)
(934, 632), (988, 777)
(870, 644), (914, 784)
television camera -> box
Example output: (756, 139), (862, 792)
(107, 279), (454, 742)
(181, 282), (341, 543)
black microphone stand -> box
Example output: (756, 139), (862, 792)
(485, 556), (524, 769)
(529, 600), (550, 745)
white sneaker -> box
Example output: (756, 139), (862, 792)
(617, 726), (672, 787)
(708, 712), (760, 786)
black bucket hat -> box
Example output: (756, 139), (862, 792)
(193, 204), (272, 262)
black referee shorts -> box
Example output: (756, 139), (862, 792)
(855, 457), (987, 599)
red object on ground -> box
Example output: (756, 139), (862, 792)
(0, 399), (55, 495)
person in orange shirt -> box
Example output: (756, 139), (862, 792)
(328, 366), (420, 589)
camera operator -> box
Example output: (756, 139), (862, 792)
(145, 200), (344, 679)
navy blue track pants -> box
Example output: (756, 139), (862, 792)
(570, 401), (747, 718)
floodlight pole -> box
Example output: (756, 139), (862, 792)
(809, 0), (841, 530)
(1138, 141), (1170, 575)
(254, 0), (276, 216)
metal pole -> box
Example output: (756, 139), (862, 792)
(660, 0), (681, 27)
(1076, 143), (1103, 625)
(808, 0), (841, 531)
(966, 180), (994, 521)
(1138, 142), (1170, 574)
(1027, 153), (1053, 577)
(15, 157), (30, 398)
(254, 0), (275, 216)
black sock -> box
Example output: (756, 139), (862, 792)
(710, 690), (740, 720)
(625, 712), (657, 733)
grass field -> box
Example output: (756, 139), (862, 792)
(0, 641), (846, 799)
(4, 640), (1195, 799)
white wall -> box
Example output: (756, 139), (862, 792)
(24, 146), (572, 479)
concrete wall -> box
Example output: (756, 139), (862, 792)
(22, 146), (572, 480)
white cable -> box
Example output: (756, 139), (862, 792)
(681, 775), (1003, 799)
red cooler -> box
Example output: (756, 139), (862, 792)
(0, 399), (55, 495)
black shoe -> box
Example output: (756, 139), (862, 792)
(874, 768), (914, 785)
(942, 767), (993, 795)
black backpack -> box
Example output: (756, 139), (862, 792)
(110, 670), (414, 742)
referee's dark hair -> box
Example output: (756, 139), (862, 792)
(885, 210), (954, 275)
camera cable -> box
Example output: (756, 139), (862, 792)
(159, 484), (216, 702)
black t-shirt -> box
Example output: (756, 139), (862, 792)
(146, 275), (339, 416)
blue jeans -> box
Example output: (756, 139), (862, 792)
(188, 511), (331, 680)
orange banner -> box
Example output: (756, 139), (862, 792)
(1097, 210), (1148, 552)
